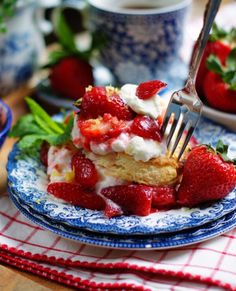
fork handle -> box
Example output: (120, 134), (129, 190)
(188, 0), (221, 84)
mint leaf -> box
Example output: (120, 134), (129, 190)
(226, 48), (236, 70)
(9, 98), (74, 151)
(53, 9), (77, 53)
(18, 134), (49, 149)
(46, 114), (74, 145)
(206, 54), (224, 75)
(25, 97), (63, 134)
(9, 114), (45, 138)
(209, 23), (227, 42)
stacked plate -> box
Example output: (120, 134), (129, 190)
(7, 118), (236, 250)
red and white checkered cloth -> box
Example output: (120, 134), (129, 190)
(0, 193), (235, 291)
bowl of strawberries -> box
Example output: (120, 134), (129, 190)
(193, 23), (236, 131)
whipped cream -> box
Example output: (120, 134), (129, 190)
(90, 133), (166, 162)
(47, 146), (75, 183)
(124, 136), (165, 162)
(120, 84), (164, 119)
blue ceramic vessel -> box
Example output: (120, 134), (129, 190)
(0, 100), (12, 148)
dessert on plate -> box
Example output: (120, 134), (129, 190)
(10, 80), (236, 218)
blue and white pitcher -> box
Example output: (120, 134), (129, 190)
(0, 0), (58, 96)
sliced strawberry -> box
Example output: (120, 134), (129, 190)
(136, 80), (167, 100)
(40, 142), (49, 166)
(79, 114), (129, 143)
(131, 115), (162, 142)
(47, 182), (105, 210)
(71, 152), (99, 188)
(104, 200), (123, 218)
(151, 186), (177, 209)
(101, 185), (153, 216)
(80, 86), (134, 120)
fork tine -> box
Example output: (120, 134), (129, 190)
(177, 123), (195, 160)
(169, 106), (189, 157)
(163, 103), (181, 147)
(177, 111), (201, 159)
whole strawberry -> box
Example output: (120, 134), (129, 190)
(203, 71), (236, 113)
(177, 141), (236, 207)
(191, 23), (233, 99)
(50, 57), (94, 100)
(203, 48), (236, 113)
(44, 10), (104, 100)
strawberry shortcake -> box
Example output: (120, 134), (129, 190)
(43, 80), (236, 218)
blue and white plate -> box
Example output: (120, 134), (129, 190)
(7, 118), (236, 235)
(8, 187), (236, 250)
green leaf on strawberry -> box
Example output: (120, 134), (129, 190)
(44, 9), (105, 68)
(209, 23), (236, 44)
(215, 139), (234, 163)
(9, 98), (73, 150)
(209, 23), (228, 42)
(53, 9), (77, 54)
(206, 54), (224, 75)
(226, 48), (236, 70)
(206, 48), (236, 90)
(204, 140), (236, 165)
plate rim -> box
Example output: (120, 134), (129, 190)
(8, 188), (236, 250)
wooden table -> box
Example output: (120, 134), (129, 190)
(0, 85), (73, 290)
(0, 0), (233, 289)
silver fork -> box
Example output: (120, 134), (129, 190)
(161, 0), (221, 160)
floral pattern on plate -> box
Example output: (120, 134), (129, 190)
(9, 188), (236, 250)
(7, 118), (236, 235)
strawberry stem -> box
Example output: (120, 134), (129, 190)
(216, 140), (236, 164)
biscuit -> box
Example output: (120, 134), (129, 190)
(87, 152), (181, 186)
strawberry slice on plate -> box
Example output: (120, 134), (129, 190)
(47, 182), (105, 210)
(151, 186), (177, 209)
(101, 184), (153, 216)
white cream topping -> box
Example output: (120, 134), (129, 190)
(47, 146), (74, 183)
(90, 141), (112, 155)
(110, 132), (130, 152)
(120, 84), (163, 119)
(125, 136), (165, 162)
(89, 133), (166, 162)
